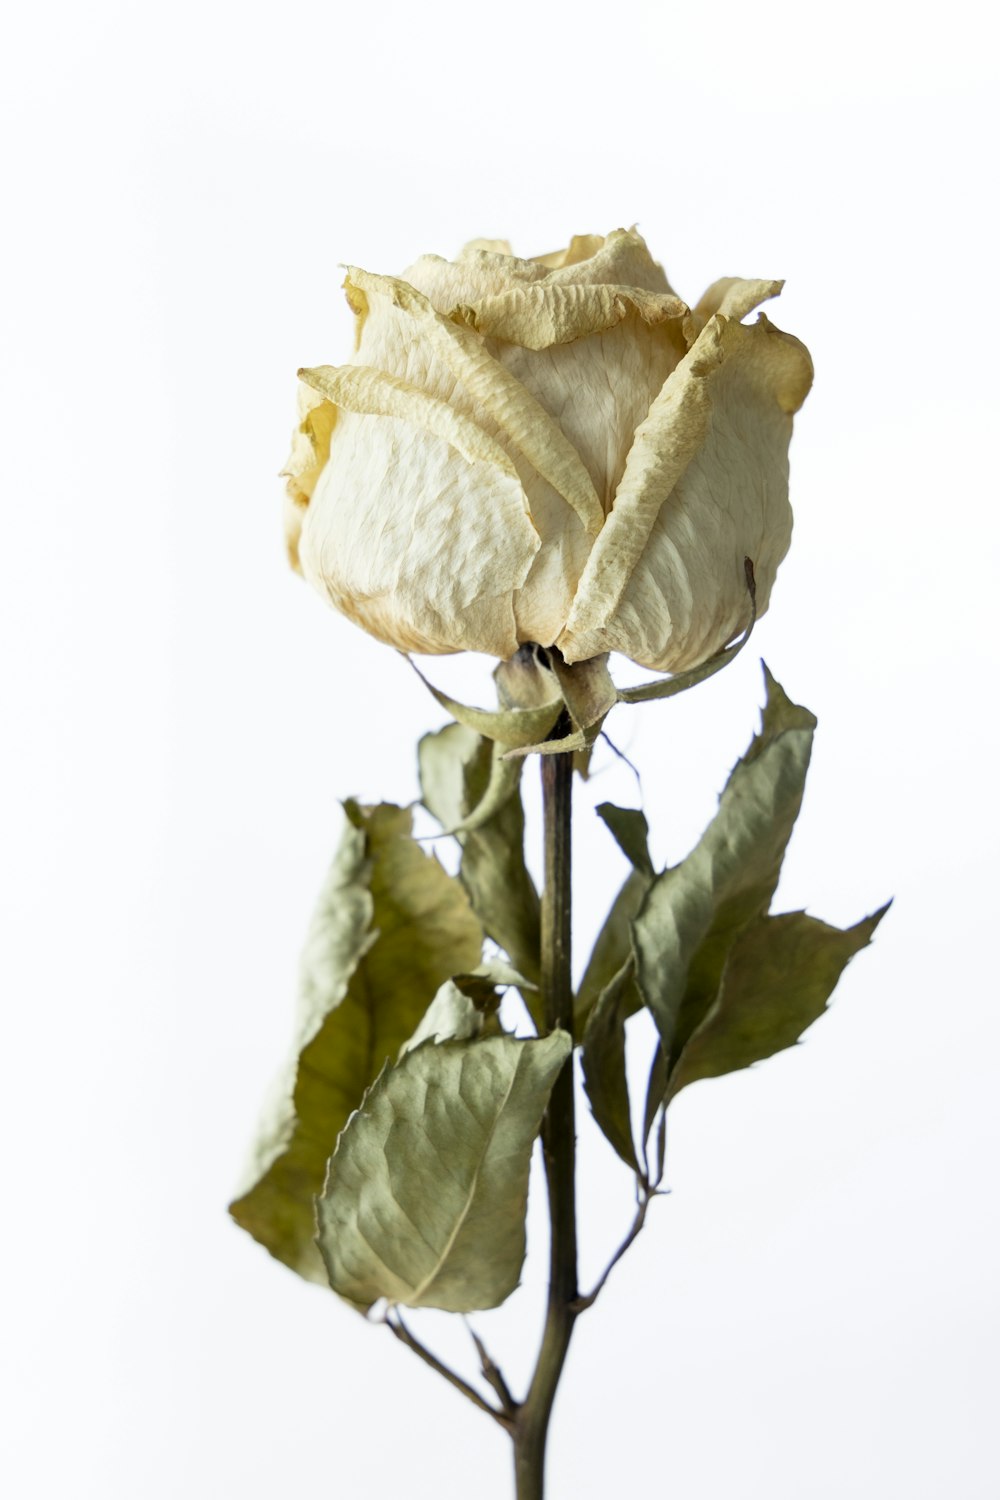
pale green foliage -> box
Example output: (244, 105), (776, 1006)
(575, 805), (652, 1035)
(410, 660), (562, 748)
(316, 1032), (571, 1312)
(233, 661), (887, 1368)
(400, 978), (485, 1054)
(665, 906), (889, 1099)
(229, 800), (482, 1282)
(419, 723), (542, 993)
(632, 668), (816, 1061)
(576, 668), (887, 1164)
(581, 964), (639, 1172)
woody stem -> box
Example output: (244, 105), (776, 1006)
(512, 729), (578, 1499)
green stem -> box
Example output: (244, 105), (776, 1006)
(512, 735), (578, 1499)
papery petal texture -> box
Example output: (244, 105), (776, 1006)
(284, 229), (813, 673)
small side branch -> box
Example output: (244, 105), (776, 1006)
(385, 1311), (513, 1433)
(468, 1323), (519, 1418)
(572, 1180), (662, 1313)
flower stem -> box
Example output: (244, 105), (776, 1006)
(512, 734), (578, 1499)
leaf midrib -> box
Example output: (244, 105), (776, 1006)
(406, 1050), (523, 1305)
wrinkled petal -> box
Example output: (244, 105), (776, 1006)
(691, 276), (784, 332)
(346, 266), (604, 537)
(280, 382), (337, 571)
(299, 407), (540, 658)
(510, 468), (593, 647)
(298, 363), (520, 478)
(558, 311), (814, 671)
(542, 226), (676, 295)
(451, 283), (688, 350)
(495, 316), (687, 512)
(531, 233), (606, 270)
(285, 233), (813, 672)
(402, 249), (547, 309)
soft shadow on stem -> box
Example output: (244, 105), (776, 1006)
(511, 726), (578, 1500)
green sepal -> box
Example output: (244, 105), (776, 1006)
(502, 719), (604, 760)
(407, 656), (562, 748)
(229, 801), (483, 1283)
(550, 652), (618, 732)
(316, 1031), (571, 1313)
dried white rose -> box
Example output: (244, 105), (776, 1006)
(283, 229), (812, 673)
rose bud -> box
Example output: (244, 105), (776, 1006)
(283, 229), (812, 672)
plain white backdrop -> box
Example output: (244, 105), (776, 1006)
(2, 1), (997, 1496)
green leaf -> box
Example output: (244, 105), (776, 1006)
(419, 724), (541, 996)
(229, 801), (483, 1283)
(575, 804), (653, 1034)
(316, 1032), (571, 1312)
(595, 803), (654, 877)
(632, 667), (816, 1063)
(644, 1038), (668, 1176)
(667, 906), (890, 1100)
(581, 963), (640, 1172)
(442, 741), (523, 835)
(401, 979), (486, 1054)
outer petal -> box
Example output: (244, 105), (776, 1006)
(280, 382), (337, 571)
(336, 275), (596, 648)
(558, 309), (813, 671)
(298, 363), (520, 479)
(531, 233), (606, 270)
(451, 283), (687, 350)
(402, 248), (547, 309)
(541, 226), (676, 295)
(690, 277), (784, 332)
(299, 402), (540, 658)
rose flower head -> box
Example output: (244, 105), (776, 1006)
(282, 229), (813, 673)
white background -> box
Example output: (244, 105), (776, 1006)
(2, 1), (997, 1496)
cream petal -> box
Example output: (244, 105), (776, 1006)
(282, 489), (308, 574)
(345, 267), (604, 538)
(494, 316), (686, 511)
(299, 407), (540, 658)
(298, 363), (519, 479)
(558, 310), (813, 670)
(531, 233), (607, 270)
(337, 298), (595, 637)
(511, 469), (594, 647)
(459, 237), (514, 257)
(451, 282), (688, 350)
(401, 249), (546, 309)
(280, 382), (337, 571)
(543, 227), (676, 294)
(691, 277), (784, 330)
